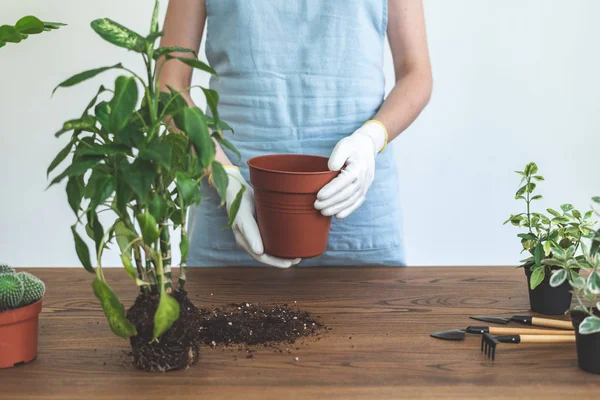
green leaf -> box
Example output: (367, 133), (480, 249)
(95, 101), (111, 132)
(90, 18), (146, 52)
(149, 194), (168, 221)
(517, 233), (537, 241)
(549, 269), (567, 288)
(201, 87), (219, 121)
(75, 143), (129, 157)
(136, 211), (159, 245)
(588, 271), (600, 295)
(120, 159), (155, 200)
(209, 118), (234, 134)
(211, 162), (228, 205)
(86, 211), (104, 254)
(53, 64), (123, 95)
(534, 243), (544, 266)
(55, 115), (96, 137)
(49, 155), (103, 187)
(524, 162), (538, 176)
(560, 204), (574, 213)
(525, 182), (536, 193)
(150, 0), (160, 34)
(165, 55), (218, 76)
(592, 196), (600, 204)
(570, 269), (580, 282)
(66, 177), (83, 214)
(0, 25), (23, 43)
(531, 195), (543, 201)
(579, 316), (600, 335)
(15, 16), (44, 34)
(120, 254), (136, 280)
(92, 278), (137, 338)
(153, 292), (180, 339)
(109, 76), (138, 133)
(89, 172), (115, 210)
(529, 267), (545, 290)
(47, 139), (74, 176)
(546, 208), (562, 218)
(571, 276), (586, 289)
(181, 107), (215, 168)
(552, 217), (571, 225)
(72, 225), (93, 273)
(212, 132), (241, 161)
(153, 46), (197, 60)
(533, 175), (544, 181)
(584, 210), (594, 220)
(114, 220), (136, 254)
(0, 41), (5, 49)
(175, 172), (200, 205)
(515, 186), (527, 198)
(225, 186), (245, 229)
(43, 22), (67, 31)
(543, 240), (552, 257)
(572, 209), (582, 219)
(139, 139), (172, 170)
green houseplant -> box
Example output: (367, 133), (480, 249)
(0, 265), (46, 368)
(0, 16), (64, 49)
(505, 162), (596, 314)
(48, 0), (242, 371)
(550, 196), (600, 374)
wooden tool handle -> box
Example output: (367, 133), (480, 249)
(489, 327), (575, 336)
(531, 317), (574, 330)
(519, 335), (576, 344)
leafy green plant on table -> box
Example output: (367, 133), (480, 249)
(0, 16), (64, 49)
(550, 197), (600, 334)
(0, 265), (46, 312)
(48, 0), (242, 341)
(505, 162), (596, 289)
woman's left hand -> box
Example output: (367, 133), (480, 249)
(314, 121), (387, 219)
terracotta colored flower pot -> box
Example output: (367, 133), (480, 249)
(0, 300), (42, 368)
(248, 154), (339, 259)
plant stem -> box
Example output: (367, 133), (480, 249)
(132, 245), (148, 296)
(143, 244), (158, 295)
(160, 224), (172, 293)
(177, 207), (188, 290)
(526, 175), (532, 234)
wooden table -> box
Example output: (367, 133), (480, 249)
(1, 267), (597, 399)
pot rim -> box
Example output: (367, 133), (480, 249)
(0, 299), (43, 326)
(247, 154), (336, 176)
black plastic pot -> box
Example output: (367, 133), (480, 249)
(524, 267), (573, 315)
(571, 309), (600, 374)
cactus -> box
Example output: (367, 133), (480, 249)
(17, 272), (46, 305)
(0, 264), (15, 275)
(0, 273), (24, 310)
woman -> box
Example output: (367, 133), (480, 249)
(160, 0), (432, 267)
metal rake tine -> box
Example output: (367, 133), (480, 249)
(481, 333), (499, 361)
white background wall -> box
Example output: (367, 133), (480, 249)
(0, 0), (598, 267)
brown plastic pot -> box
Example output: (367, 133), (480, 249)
(0, 300), (42, 368)
(248, 154), (339, 259)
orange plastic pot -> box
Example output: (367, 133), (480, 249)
(0, 300), (42, 368)
(248, 154), (339, 259)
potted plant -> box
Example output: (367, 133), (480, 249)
(505, 162), (596, 314)
(0, 16), (64, 49)
(0, 265), (46, 368)
(549, 196), (600, 374)
(48, 0), (242, 371)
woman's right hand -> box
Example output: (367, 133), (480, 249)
(223, 166), (302, 268)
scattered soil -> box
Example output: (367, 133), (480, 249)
(125, 293), (325, 372)
(126, 291), (202, 372)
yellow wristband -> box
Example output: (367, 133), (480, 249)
(208, 164), (239, 187)
(364, 119), (388, 153)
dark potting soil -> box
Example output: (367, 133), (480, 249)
(126, 290), (202, 372)
(196, 302), (324, 347)
(126, 292), (324, 372)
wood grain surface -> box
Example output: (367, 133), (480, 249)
(0, 267), (597, 400)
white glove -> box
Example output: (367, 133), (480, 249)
(314, 120), (387, 218)
(223, 166), (302, 268)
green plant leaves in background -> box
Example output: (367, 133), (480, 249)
(212, 132), (241, 161)
(66, 177), (83, 214)
(109, 76), (138, 133)
(0, 16), (64, 49)
(54, 115), (96, 137)
(226, 186), (245, 229)
(0, 25), (23, 43)
(136, 211), (159, 245)
(211, 162), (228, 205)
(15, 16), (44, 34)
(92, 278), (138, 338)
(533, 243), (544, 266)
(120, 254), (136, 280)
(53, 64), (123, 95)
(47, 139), (74, 176)
(181, 107), (215, 168)
(153, 292), (180, 339)
(175, 172), (200, 206)
(120, 159), (155, 200)
(153, 46), (197, 60)
(201, 88), (219, 122)
(588, 271), (600, 295)
(549, 269), (567, 288)
(91, 18), (146, 52)
(165, 55), (218, 76)
(579, 315), (600, 335)
(150, 0), (160, 35)
(529, 267), (545, 290)
(71, 225), (93, 273)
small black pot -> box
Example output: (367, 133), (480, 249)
(571, 309), (600, 374)
(524, 267), (573, 315)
